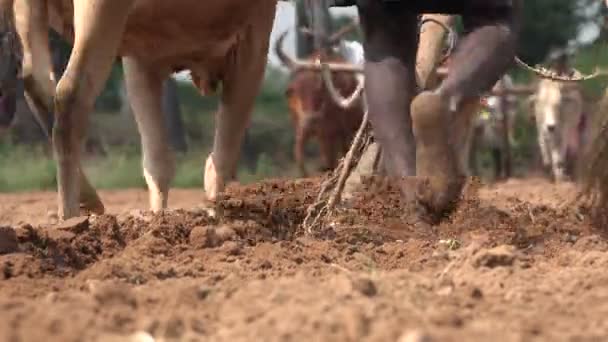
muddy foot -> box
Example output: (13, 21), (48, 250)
(411, 91), (465, 221)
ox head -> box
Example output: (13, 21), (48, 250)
(0, 12), (21, 133)
(275, 29), (362, 124)
(532, 79), (577, 135)
(274, 25), (365, 112)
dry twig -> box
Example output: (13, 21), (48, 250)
(301, 103), (372, 234)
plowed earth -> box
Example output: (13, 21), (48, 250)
(1, 177), (607, 342)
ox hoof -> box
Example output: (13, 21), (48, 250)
(197, 194), (225, 219)
(204, 154), (226, 202)
(79, 195), (105, 216)
(411, 91), (464, 221)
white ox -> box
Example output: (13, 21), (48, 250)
(529, 78), (584, 182)
(5, 0), (278, 219)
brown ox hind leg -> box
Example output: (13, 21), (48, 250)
(14, 0), (105, 217)
(204, 15), (274, 201)
(51, 0), (133, 219)
(123, 57), (175, 211)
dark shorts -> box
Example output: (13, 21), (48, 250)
(385, 0), (513, 14)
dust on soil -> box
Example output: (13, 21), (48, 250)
(1, 177), (607, 342)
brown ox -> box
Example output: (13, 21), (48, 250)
(274, 29), (364, 176)
(0, 0), (278, 219)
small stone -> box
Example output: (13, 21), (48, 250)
(215, 225), (236, 242)
(259, 260), (272, 270)
(14, 224), (34, 242)
(224, 256), (236, 263)
(130, 331), (155, 342)
(129, 210), (153, 222)
(55, 216), (89, 234)
(0, 227), (18, 254)
(351, 277), (377, 297)
(47, 210), (58, 220)
(320, 254), (332, 263)
(221, 241), (242, 256)
(472, 245), (517, 268)
(398, 330), (433, 342)
(92, 282), (137, 308)
(471, 287), (483, 299)
(191, 318), (206, 334)
(45, 228), (76, 242)
(164, 317), (185, 339)
(196, 285), (212, 300)
(189, 226), (218, 248)
(436, 285), (453, 297)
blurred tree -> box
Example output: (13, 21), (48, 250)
(333, 15), (362, 42)
(438, 1), (594, 67)
(517, 0), (592, 65)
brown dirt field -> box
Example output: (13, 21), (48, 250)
(1, 177), (607, 342)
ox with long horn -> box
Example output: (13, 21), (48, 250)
(274, 25), (365, 109)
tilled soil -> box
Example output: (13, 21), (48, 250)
(1, 177), (607, 342)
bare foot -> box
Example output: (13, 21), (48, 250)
(411, 91), (465, 222)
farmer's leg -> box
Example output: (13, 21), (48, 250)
(356, 1), (418, 181)
(411, 1), (522, 218)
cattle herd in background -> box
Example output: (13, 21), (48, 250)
(0, 9), (595, 196)
(273, 20), (591, 185)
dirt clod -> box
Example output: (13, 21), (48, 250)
(471, 287), (483, 299)
(398, 330), (434, 342)
(55, 216), (90, 233)
(215, 225), (236, 241)
(189, 226), (217, 248)
(0, 227), (18, 254)
(472, 245), (517, 268)
(351, 277), (377, 297)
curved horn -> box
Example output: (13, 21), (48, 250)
(274, 29), (297, 71)
(321, 62), (364, 109)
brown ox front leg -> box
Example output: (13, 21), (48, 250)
(411, 3), (521, 218)
(204, 13), (274, 201)
(14, 0), (105, 218)
(52, 0), (133, 219)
